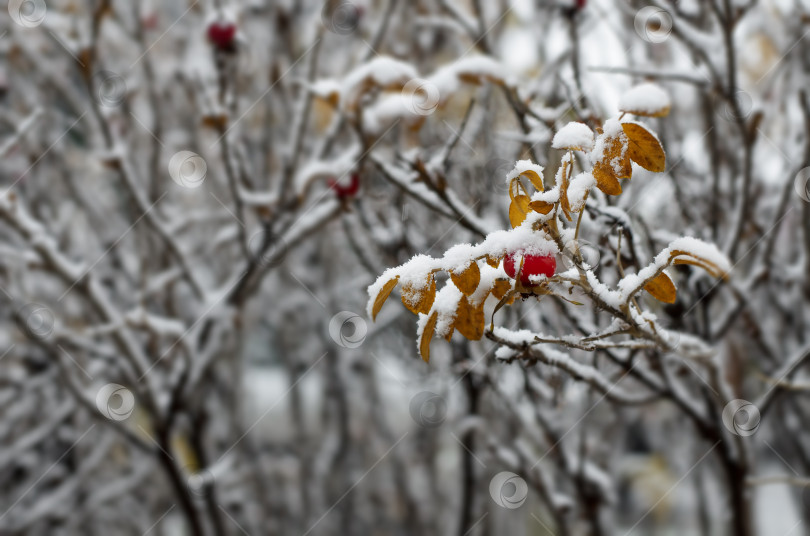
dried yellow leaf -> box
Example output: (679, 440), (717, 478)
(401, 276), (436, 315)
(622, 122), (666, 172)
(509, 195), (531, 228)
(419, 311), (438, 362)
(621, 104), (671, 118)
(486, 255), (502, 268)
(453, 296), (485, 341)
(592, 134), (630, 196)
(559, 162), (572, 221)
(644, 272), (677, 304)
(672, 255), (729, 280)
(520, 170), (544, 191)
(528, 200), (554, 215)
(451, 262), (481, 296)
(491, 279), (513, 300)
(371, 276), (399, 321)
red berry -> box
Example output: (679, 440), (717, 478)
(504, 252), (556, 286)
(207, 20), (237, 50)
(141, 12), (158, 31)
(575, 0), (586, 9)
(328, 173), (360, 199)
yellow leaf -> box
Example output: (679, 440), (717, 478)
(592, 134), (630, 196)
(644, 272), (677, 304)
(419, 311), (438, 362)
(486, 255), (502, 268)
(528, 200), (554, 214)
(671, 254), (729, 280)
(559, 161), (572, 221)
(371, 276), (399, 321)
(453, 296), (485, 340)
(451, 262), (481, 296)
(622, 122), (666, 172)
(509, 195), (531, 228)
(491, 279), (513, 300)
(402, 276), (436, 315)
(621, 104), (671, 118)
(520, 170), (544, 191)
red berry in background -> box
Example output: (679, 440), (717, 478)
(328, 173), (361, 199)
(504, 252), (556, 286)
(207, 20), (237, 51)
(575, 0), (586, 9)
(141, 12), (159, 31)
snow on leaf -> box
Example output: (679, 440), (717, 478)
(450, 261), (481, 296)
(552, 122), (595, 152)
(506, 160), (545, 191)
(401, 275), (436, 315)
(341, 56), (419, 107)
(591, 133), (629, 196)
(619, 83), (671, 118)
(566, 172), (596, 212)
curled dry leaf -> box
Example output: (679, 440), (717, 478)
(371, 276), (399, 320)
(559, 162), (572, 221)
(509, 195), (531, 228)
(419, 311), (438, 362)
(622, 122), (666, 172)
(671, 255), (729, 280)
(644, 272), (677, 304)
(402, 276), (436, 315)
(519, 169), (544, 191)
(451, 262), (481, 296)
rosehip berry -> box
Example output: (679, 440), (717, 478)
(328, 173), (360, 199)
(504, 252), (556, 286)
(207, 20), (237, 51)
